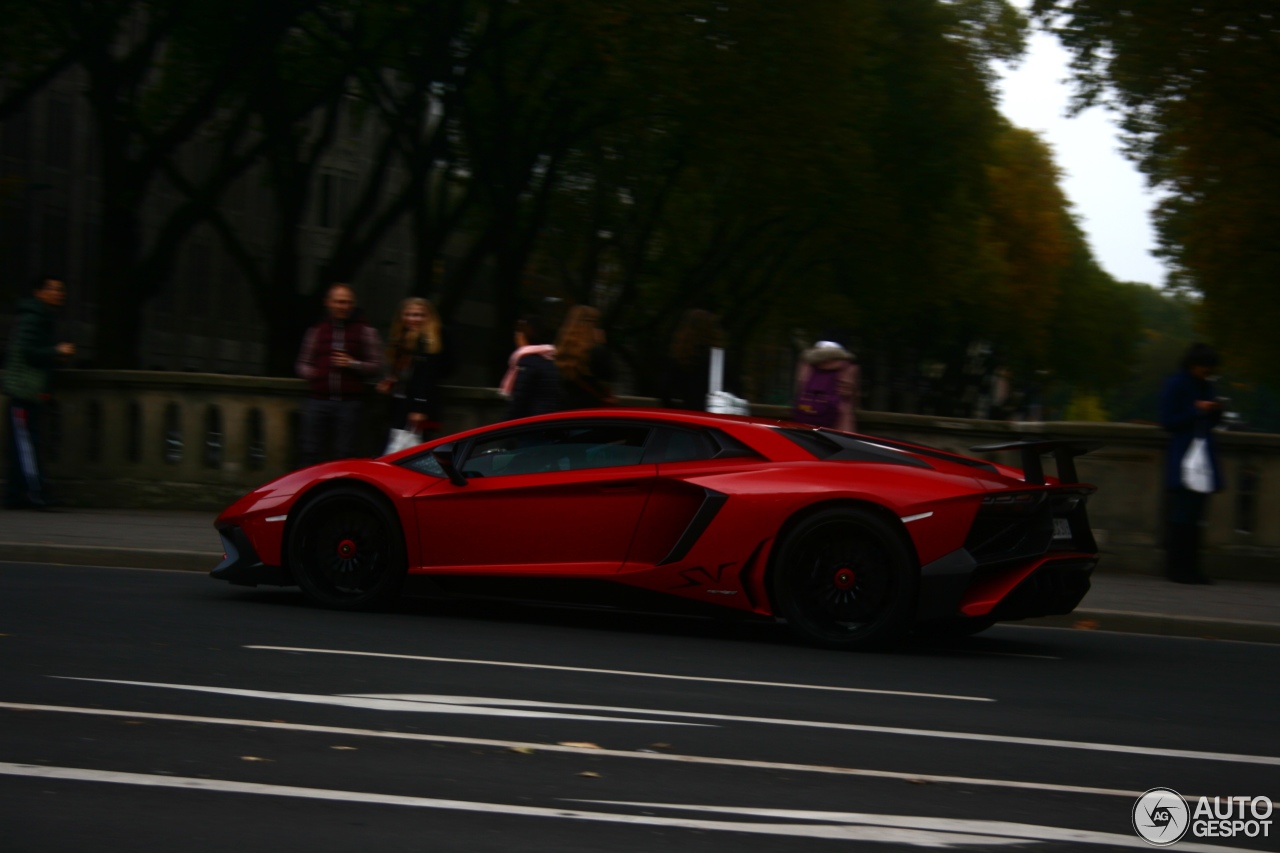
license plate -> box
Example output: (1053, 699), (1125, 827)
(1053, 518), (1072, 540)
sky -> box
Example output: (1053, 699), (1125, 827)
(995, 27), (1169, 287)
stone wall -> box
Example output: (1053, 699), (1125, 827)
(6, 370), (1278, 579)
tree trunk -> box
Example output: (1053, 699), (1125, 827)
(92, 142), (145, 369)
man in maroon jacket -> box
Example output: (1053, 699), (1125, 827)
(295, 283), (383, 467)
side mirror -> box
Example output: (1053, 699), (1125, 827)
(432, 443), (468, 487)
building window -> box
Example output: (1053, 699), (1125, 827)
(1236, 461), (1259, 535)
(2, 109), (30, 160)
(41, 211), (68, 273)
(46, 99), (73, 170)
(188, 244), (211, 315)
(317, 173), (335, 227)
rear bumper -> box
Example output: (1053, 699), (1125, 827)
(918, 549), (1096, 623)
(211, 526), (292, 587)
(968, 555), (1096, 620)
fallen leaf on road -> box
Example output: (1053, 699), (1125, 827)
(577, 771), (601, 778)
(1073, 619), (1099, 631)
(649, 743), (672, 749)
(558, 742), (601, 749)
(906, 779), (931, 785)
(240, 756), (274, 762)
(509, 747), (536, 755)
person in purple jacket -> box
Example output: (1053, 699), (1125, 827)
(295, 283), (383, 467)
(1159, 343), (1223, 584)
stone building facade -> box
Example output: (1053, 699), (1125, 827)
(1, 69), (496, 383)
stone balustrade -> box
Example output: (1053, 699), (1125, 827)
(5, 370), (1278, 578)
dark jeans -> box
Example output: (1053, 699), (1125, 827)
(299, 398), (364, 468)
(1165, 487), (1210, 581)
(5, 398), (47, 508)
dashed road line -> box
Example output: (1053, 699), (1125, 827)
(0, 701), (1148, 799)
(3, 762), (1249, 850)
(244, 644), (995, 702)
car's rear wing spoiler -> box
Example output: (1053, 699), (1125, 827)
(969, 440), (1102, 485)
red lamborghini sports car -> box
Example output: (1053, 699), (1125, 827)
(212, 409), (1100, 649)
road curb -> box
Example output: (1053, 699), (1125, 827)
(0, 542), (217, 573)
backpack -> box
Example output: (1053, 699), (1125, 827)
(793, 367), (841, 427)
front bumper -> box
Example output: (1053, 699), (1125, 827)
(211, 526), (292, 587)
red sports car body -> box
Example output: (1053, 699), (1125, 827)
(212, 409), (1100, 649)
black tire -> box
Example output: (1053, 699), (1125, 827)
(288, 487), (407, 611)
(771, 507), (917, 650)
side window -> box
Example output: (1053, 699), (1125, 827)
(462, 425), (651, 477)
(399, 450), (446, 478)
(655, 428), (716, 463)
(653, 427), (761, 464)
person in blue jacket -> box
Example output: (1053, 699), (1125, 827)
(4, 276), (76, 509)
(1159, 343), (1223, 584)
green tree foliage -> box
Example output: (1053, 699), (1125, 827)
(1, 0), (322, 367)
(2, 0), (1149, 409)
(1031, 0), (1280, 385)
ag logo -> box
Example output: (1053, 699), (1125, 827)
(1133, 788), (1190, 846)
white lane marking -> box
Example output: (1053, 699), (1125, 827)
(900, 512), (934, 523)
(345, 693), (1279, 766)
(53, 679), (701, 727)
(52, 679), (1280, 767)
(578, 801), (1254, 853)
(0, 702), (1150, 800)
(244, 645), (994, 703)
(0, 762), (1150, 848)
(3, 761), (1258, 851)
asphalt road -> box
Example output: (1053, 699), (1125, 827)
(2, 562), (1277, 852)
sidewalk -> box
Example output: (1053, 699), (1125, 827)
(2, 508), (1279, 644)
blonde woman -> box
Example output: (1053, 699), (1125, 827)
(378, 297), (451, 441)
(555, 305), (616, 409)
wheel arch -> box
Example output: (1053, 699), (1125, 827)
(763, 497), (921, 618)
(281, 478), (406, 580)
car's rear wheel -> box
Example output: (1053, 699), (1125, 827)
(289, 487), (406, 610)
(771, 507), (916, 650)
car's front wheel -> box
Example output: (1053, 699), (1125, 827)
(771, 507), (916, 650)
(288, 487), (406, 610)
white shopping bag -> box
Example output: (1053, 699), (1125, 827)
(706, 390), (750, 415)
(1180, 437), (1214, 493)
(384, 428), (424, 455)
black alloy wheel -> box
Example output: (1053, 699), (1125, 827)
(771, 507), (917, 650)
(289, 487), (407, 610)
